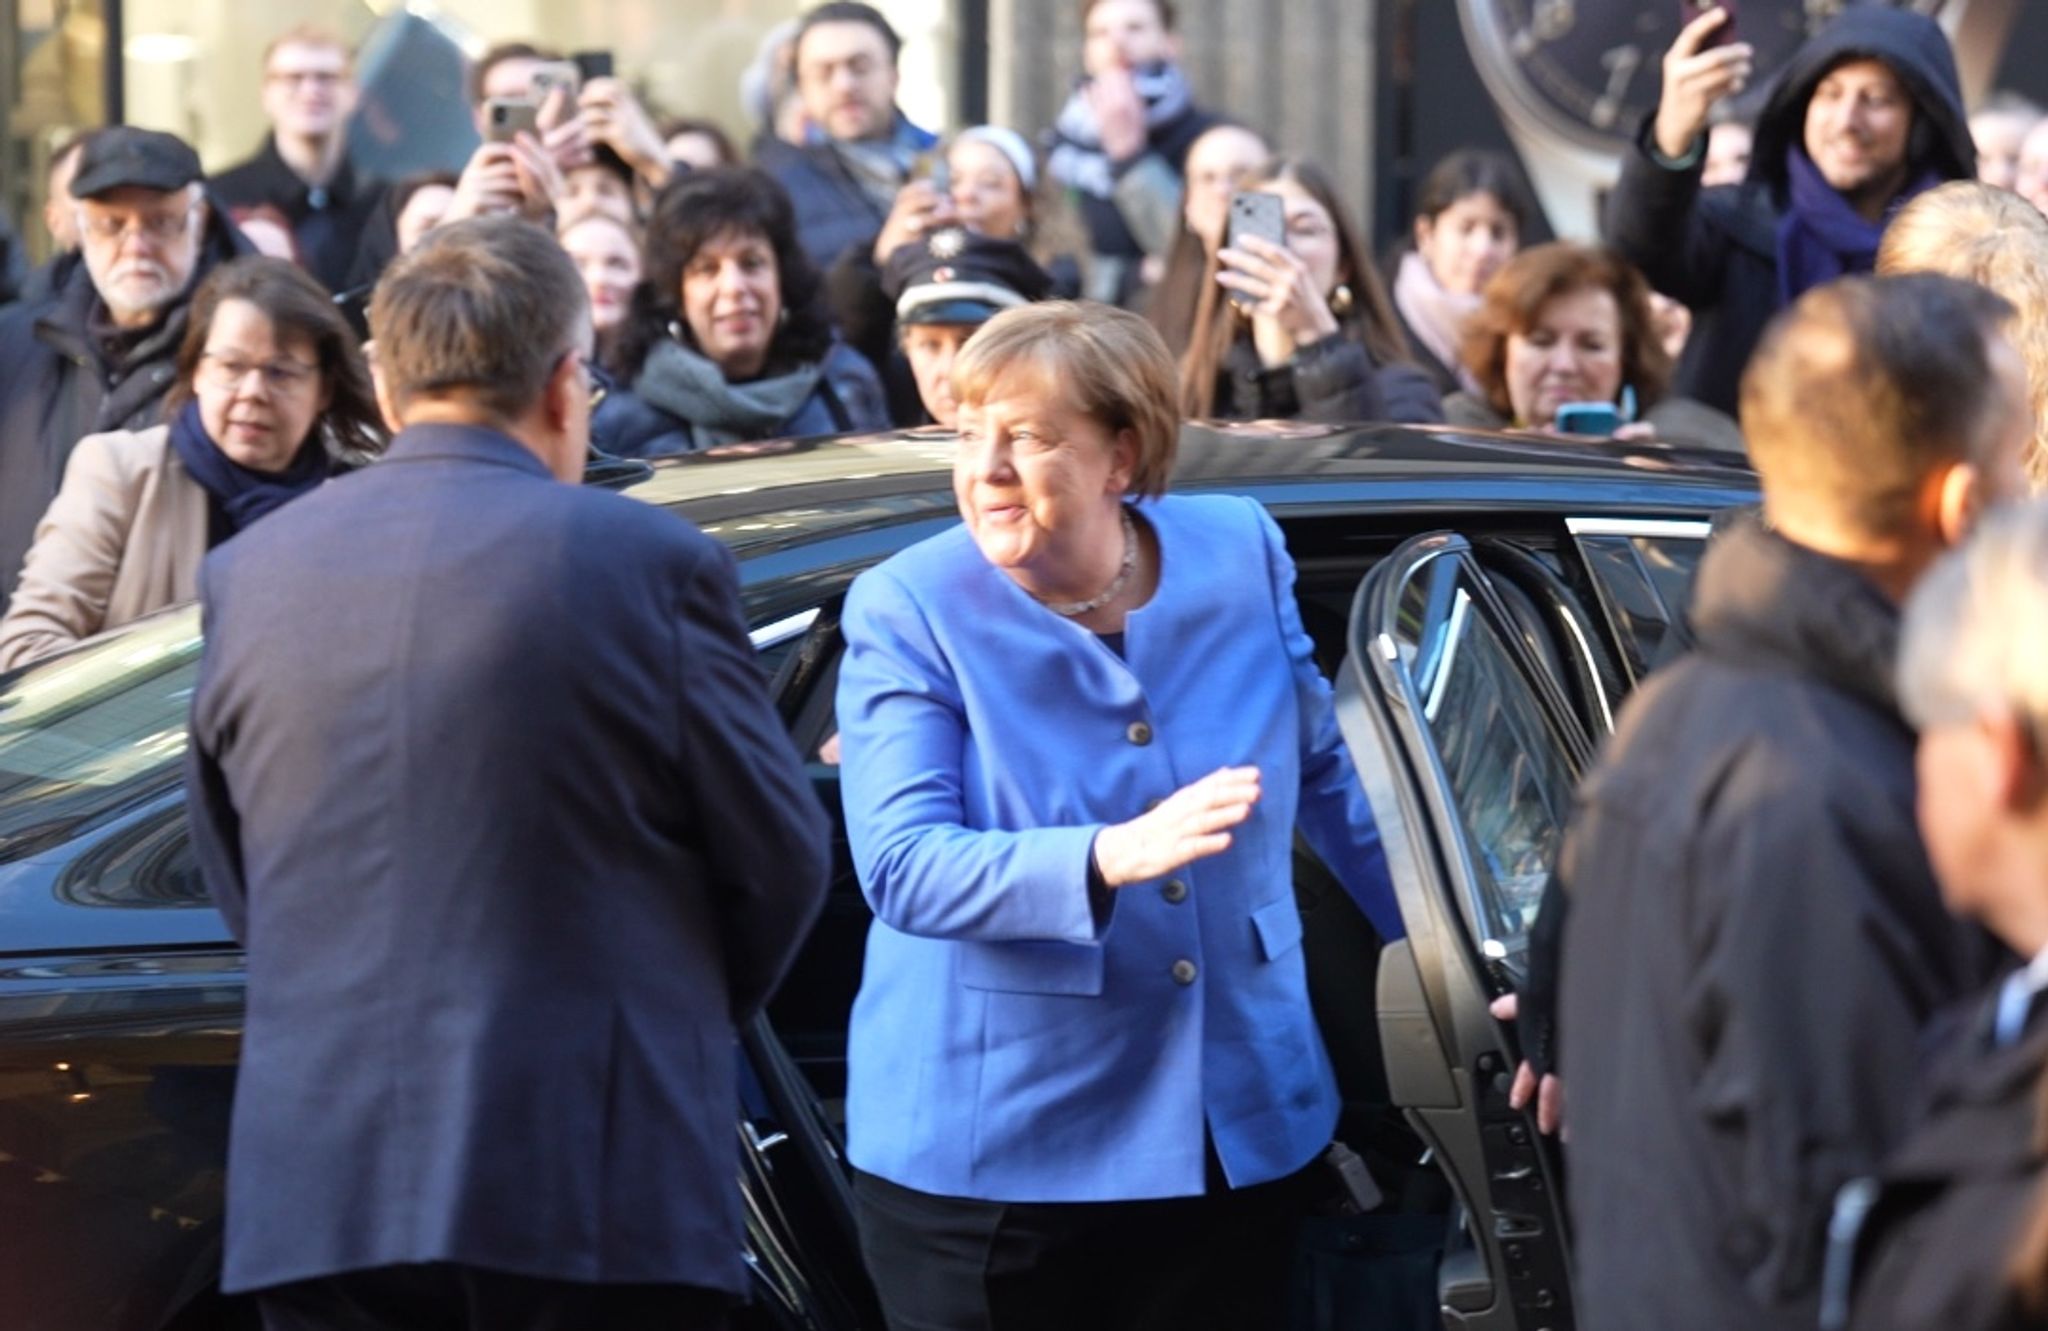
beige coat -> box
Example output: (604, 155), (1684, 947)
(0, 424), (208, 670)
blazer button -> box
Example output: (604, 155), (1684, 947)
(1126, 720), (1153, 746)
(1171, 959), (1198, 985)
(1161, 879), (1188, 904)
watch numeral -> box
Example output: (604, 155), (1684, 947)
(1533, 0), (1576, 42)
(1591, 43), (1642, 130)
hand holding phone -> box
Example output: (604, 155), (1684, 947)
(1224, 191), (1286, 310)
(1678, 0), (1738, 50)
(1655, 3), (1753, 161)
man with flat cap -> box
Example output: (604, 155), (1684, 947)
(879, 226), (1050, 427)
(0, 126), (246, 614)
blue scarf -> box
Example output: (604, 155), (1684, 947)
(168, 399), (330, 540)
(1776, 146), (1941, 306)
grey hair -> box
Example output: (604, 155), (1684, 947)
(1898, 498), (2048, 733)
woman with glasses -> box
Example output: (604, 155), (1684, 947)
(0, 256), (383, 669)
(1181, 157), (1440, 423)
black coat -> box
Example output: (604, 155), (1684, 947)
(1845, 988), (2048, 1331)
(1211, 333), (1444, 426)
(185, 423), (831, 1295)
(211, 135), (385, 294)
(1558, 512), (1995, 1331)
(1603, 8), (1974, 415)
(0, 211), (247, 616)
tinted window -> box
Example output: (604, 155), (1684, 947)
(1574, 531), (1708, 679)
(0, 610), (203, 864)
(1392, 558), (1577, 950)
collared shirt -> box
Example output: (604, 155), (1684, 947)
(1992, 944), (2048, 1047)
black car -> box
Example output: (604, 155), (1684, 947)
(0, 422), (1755, 1331)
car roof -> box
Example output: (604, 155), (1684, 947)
(619, 422), (1757, 561)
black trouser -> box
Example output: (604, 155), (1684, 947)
(251, 1262), (732, 1331)
(853, 1165), (1318, 1331)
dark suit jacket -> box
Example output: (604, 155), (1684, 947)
(185, 422), (830, 1296)
(1846, 987), (2048, 1331)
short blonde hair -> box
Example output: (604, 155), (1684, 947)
(263, 24), (353, 71)
(1879, 181), (2048, 488)
(1898, 496), (2048, 736)
(952, 301), (1180, 498)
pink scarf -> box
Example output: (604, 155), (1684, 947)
(1393, 251), (1482, 396)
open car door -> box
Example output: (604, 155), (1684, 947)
(1336, 531), (1595, 1331)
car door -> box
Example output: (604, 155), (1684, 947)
(1337, 531), (1595, 1331)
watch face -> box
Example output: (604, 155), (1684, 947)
(1465, 0), (1951, 150)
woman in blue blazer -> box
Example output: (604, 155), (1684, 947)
(836, 300), (1405, 1330)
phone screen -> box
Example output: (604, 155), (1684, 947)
(572, 50), (615, 83)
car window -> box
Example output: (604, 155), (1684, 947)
(0, 609), (203, 865)
(1568, 519), (1711, 680)
(1390, 557), (1577, 952)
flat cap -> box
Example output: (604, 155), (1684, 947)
(70, 127), (204, 200)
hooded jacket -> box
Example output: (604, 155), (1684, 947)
(1558, 512), (1993, 1331)
(1604, 8), (1974, 416)
(0, 200), (247, 617)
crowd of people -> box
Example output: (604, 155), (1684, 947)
(9, 0), (2048, 1327)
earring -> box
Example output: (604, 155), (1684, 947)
(778, 307), (791, 328)
(1329, 285), (1354, 317)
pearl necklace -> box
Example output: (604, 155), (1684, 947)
(1035, 508), (1138, 617)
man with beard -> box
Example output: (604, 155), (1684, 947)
(755, 3), (939, 272)
(1604, 6), (1975, 415)
(0, 127), (245, 615)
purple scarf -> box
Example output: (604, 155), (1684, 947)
(1776, 146), (1941, 307)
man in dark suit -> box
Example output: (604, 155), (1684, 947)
(185, 215), (831, 1331)
(1833, 498), (2048, 1331)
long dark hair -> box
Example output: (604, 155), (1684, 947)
(167, 256), (385, 457)
(614, 167), (833, 381)
(1179, 157), (1411, 418)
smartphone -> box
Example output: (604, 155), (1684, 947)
(1225, 191), (1287, 308)
(912, 149), (951, 194)
(1554, 401), (1623, 437)
(571, 50), (615, 82)
(530, 61), (581, 101)
(483, 97), (540, 145)
(1679, 0), (1738, 48)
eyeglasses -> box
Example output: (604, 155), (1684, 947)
(582, 358), (609, 412)
(199, 353), (320, 392)
(267, 69), (346, 88)
(76, 204), (199, 244)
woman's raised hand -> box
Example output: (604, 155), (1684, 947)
(1092, 766), (1262, 887)
(1215, 235), (1341, 369)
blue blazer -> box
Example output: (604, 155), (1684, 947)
(836, 492), (1402, 1203)
(185, 424), (830, 1295)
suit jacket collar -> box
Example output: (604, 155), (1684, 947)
(383, 422), (556, 479)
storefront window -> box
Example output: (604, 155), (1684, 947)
(0, 0), (966, 258)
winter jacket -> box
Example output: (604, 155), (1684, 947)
(1209, 334), (1444, 426)
(1558, 512), (1994, 1331)
(211, 135), (385, 294)
(1838, 986), (2048, 1331)
(755, 118), (940, 272)
(1604, 8), (1974, 415)
(0, 211), (247, 617)
(592, 341), (890, 459)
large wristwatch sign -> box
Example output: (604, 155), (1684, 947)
(1457, 0), (1997, 236)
